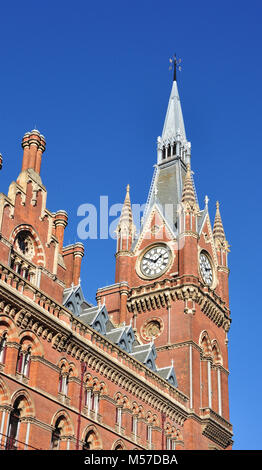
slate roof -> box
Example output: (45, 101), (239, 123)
(63, 288), (177, 386)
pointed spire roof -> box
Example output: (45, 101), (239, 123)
(161, 78), (186, 144)
(181, 162), (197, 207)
(118, 185), (136, 234)
(213, 201), (226, 241)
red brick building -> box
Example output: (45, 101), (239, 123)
(0, 70), (233, 450)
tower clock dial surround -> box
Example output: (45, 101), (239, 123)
(138, 244), (172, 279)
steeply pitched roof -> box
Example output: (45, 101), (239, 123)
(162, 80), (186, 144)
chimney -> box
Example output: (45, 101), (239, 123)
(21, 129), (46, 174)
(73, 243), (85, 286)
(54, 210), (68, 252)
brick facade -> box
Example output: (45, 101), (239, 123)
(0, 77), (233, 450)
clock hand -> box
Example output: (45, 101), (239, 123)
(153, 254), (163, 264)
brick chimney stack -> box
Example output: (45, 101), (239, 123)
(21, 129), (46, 174)
(54, 210), (68, 253)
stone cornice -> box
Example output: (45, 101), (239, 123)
(186, 408), (233, 449)
(200, 408), (233, 449)
(127, 277), (231, 331)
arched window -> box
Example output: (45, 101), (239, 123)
(83, 430), (97, 450)
(0, 332), (7, 364)
(59, 365), (68, 396)
(23, 347), (31, 377)
(115, 444), (124, 450)
(16, 346), (31, 377)
(6, 398), (22, 449)
(51, 417), (64, 450)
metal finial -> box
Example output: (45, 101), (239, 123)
(169, 54), (182, 82)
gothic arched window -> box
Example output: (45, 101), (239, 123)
(83, 430), (96, 450)
(51, 417), (64, 450)
(16, 346), (31, 377)
(6, 398), (22, 449)
(0, 332), (7, 364)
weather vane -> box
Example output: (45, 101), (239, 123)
(169, 54), (182, 82)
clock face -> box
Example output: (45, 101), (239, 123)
(199, 253), (213, 286)
(141, 245), (170, 278)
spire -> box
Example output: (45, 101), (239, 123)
(181, 162), (197, 207)
(140, 62), (192, 238)
(118, 184), (134, 228)
(213, 201), (226, 241)
(116, 185), (136, 251)
(161, 79), (186, 145)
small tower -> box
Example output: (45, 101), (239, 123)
(116, 185), (136, 254)
(21, 129), (46, 175)
(115, 186), (136, 324)
(213, 201), (230, 306)
(178, 161), (199, 277)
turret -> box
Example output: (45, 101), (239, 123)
(178, 161), (199, 278)
(21, 129), (46, 175)
(213, 201), (230, 305)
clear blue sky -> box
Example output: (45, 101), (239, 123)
(0, 0), (261, 450)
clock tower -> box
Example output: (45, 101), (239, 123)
(96, 70), (232, 449)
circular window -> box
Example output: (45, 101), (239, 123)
(14, 231), (35, 260)
(141, 317), (164, 341)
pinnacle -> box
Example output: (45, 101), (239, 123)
(213, 201), (226, 240)
(181, 162), (197, 206)
(118, 184), (135, 229)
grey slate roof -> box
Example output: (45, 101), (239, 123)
(63, 287), (177, 385)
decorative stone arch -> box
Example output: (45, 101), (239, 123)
(176, 428), (183, 441)
(138, 405), (144, 419)
(0, 377), (11, 405)
(152, 414), (158, 427)
(199, 330), (212, 357)
(99, 382), (108, 396)
(10, 389), (35, 418)
(122, 395), (130, 409)
(114, 392), (123, 405)
(67, 361), (78, 379)
(18, 331), (44, 357)
(57, 358), (69, 373)
(84, 373), (93, 388)
(112, 439), (126, 450)
(82, 424), (102, 450)
(10, 224), (46, 267)
(3, 201), (14, 219)
(131, 401), (139, 415)
(51, 410), (74, 437)
(0, 316), (19, 343)
(211, 339), (223, 365)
